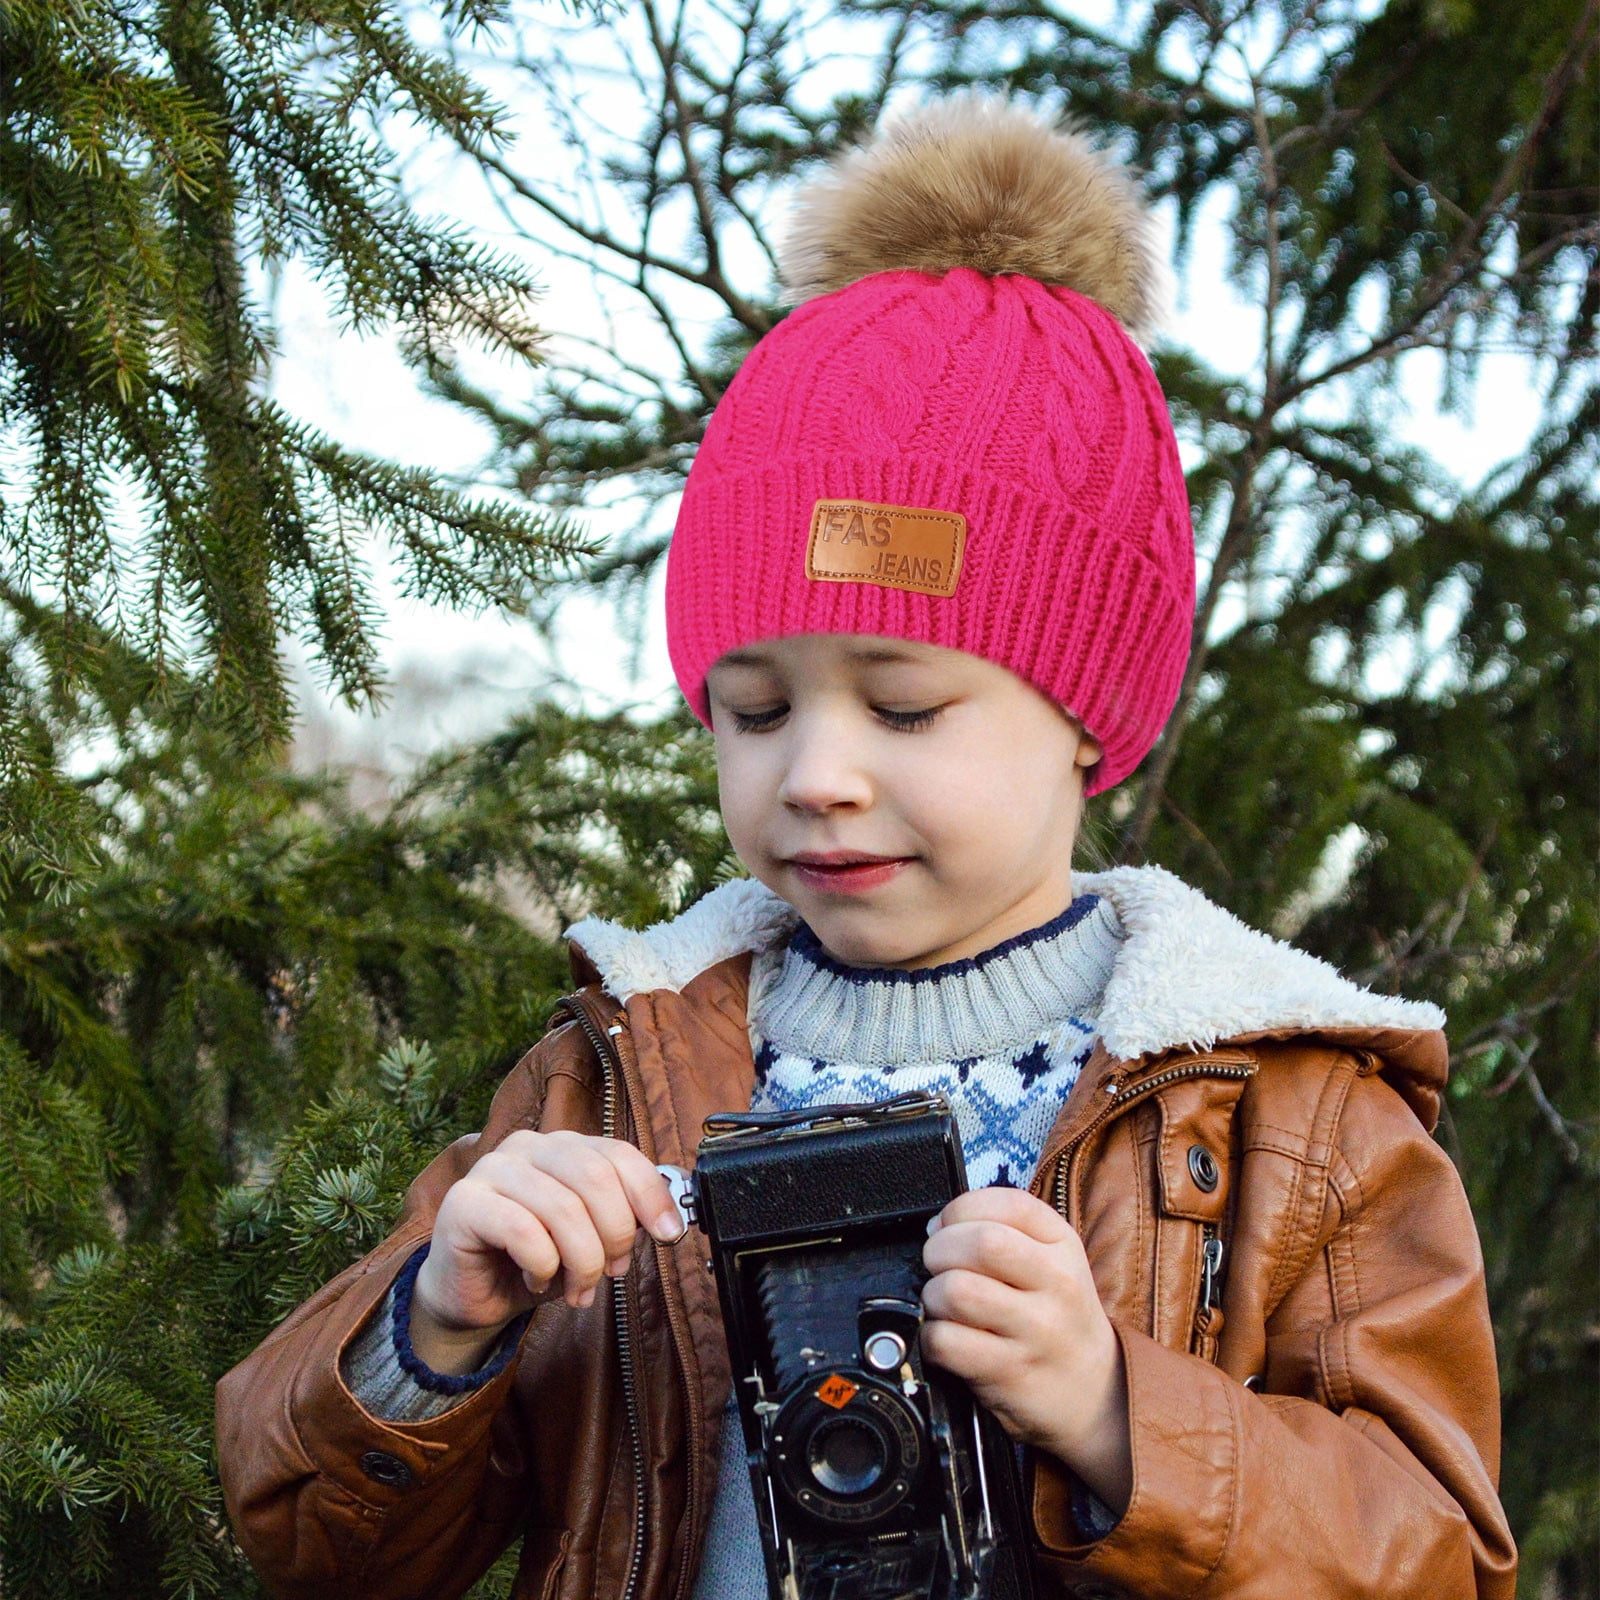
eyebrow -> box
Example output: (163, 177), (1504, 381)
(847, 645), (928, 664)
(713, 643), (931, 670)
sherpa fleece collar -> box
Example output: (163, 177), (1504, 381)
(564, 866), (1444, 1064)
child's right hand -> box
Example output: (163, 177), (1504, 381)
(409, 1130), (686, 1375)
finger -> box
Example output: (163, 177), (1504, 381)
(494, 1133), (683, 1248)
(919, 1317), (1011, 1387)
(922, 1267), (1025, 1337)
(599, 1141), (689, 1243)
(522, 1133), (648, 1268)
(473, 1159), (610, 1305)
(929, 1187), (1073, 1245)
(528, 1169), (615, 1304)
(923, 1219), (1054, 1292)
(458, 1187), (563, 1294)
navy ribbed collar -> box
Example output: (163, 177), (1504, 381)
(789, 893), (1100, 985)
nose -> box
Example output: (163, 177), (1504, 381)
(776, 710), (874, 814)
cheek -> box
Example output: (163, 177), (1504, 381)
(897, 748), (989, 839)
(713, 737), (775, 851)
(898, 719), (1077, 853)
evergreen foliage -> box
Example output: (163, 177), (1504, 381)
(425, 1), (1597, 1589)
(0, 0), (587, 892)
(0, 0), (1593, 1594)
(0, 677), (727, 1594)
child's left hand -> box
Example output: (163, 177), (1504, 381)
(920, 1187), (1132, 1515)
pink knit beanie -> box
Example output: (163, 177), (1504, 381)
(665, 98), (1194, 795)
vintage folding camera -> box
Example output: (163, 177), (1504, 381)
(668, 1090), (1038, 1600)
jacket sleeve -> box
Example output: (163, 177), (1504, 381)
(1029, 1069), (1518, 1600)
(215, 1019), (604, 1600)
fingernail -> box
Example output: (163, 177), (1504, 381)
(926, 1215), (942, 1236)
(578, 1286), (596, 1308)
(607, 1255), (632, 1277)
(654, 1211), (688, 1244)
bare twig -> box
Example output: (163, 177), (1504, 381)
(641, 0), (773, 335)
(1117, 0), (1595, 860)
(1160, 793), (1234, 882)
(1278, 0), (1599, 407)
(1475, 1033), (1586, 1167)
(1119, 437), (1268, 861)
(1248, 71), (1284, 404)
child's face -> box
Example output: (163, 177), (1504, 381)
(706, 635), (1101, 969)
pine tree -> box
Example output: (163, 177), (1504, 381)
(0, 0), (714, 1585)
(0, 0), (586, 893)
(0, 672), (730, 1594)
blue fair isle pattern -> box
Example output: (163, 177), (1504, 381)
(748, 1013), (1097, 1190)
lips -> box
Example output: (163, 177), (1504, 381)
(785, 851), (915, 896)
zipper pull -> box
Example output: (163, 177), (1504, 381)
(1200, 1231), (1225, 1310)
(1193, 1229), (1227, 1361)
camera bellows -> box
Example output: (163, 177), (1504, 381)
(758, 1242), (924, 1393)
(690, 1098), (1036, 1598)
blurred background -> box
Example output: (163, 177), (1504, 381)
(2, 0), (1595, 1593)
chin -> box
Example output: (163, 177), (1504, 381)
(801, 910), (925, 970)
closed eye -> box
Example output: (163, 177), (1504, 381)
(727, 705), (787, 732)
(875, 705), (944, 732)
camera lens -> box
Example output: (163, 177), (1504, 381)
(772, 1377), (923, 1524)
(807, 1416), (888, 1496)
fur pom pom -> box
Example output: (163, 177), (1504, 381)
(778, 96), (1167, 345)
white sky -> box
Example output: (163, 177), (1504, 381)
(273, 9), (1551, 779)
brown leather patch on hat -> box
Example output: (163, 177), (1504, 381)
(806, 499), (965, 598)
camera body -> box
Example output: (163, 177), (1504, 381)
(680, 1091), (1038, 1600)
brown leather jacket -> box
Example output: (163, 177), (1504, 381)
(216, 871), (1517, 1600)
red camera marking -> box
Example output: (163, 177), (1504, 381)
(815, 1375), (858, 1410)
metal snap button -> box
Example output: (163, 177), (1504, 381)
(359, 1449), (414, 1488)
(1244, 1373), (1263, 1391)
(1187, 1143), (1220, 1193)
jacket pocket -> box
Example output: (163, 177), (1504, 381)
(1151, 1076), (1247, 1358)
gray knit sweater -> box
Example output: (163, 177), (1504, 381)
(691, 892), (1121, 1598)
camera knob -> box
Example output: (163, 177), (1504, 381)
(654, 1164), (698, 1234)
(863, 1330), (907, 1373)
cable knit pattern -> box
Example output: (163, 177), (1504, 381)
(664, 267), (1194, 794)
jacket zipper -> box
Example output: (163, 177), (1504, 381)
(1198, 1227), (1224, 1312)
(1194, 1225), (1226, 1358)
(605, 1011), (707, 1600)
(1051, 1058), (1256, 1221)
(556, 999), (650, 1600)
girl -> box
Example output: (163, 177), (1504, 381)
(217, 98), (1516, 1600)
